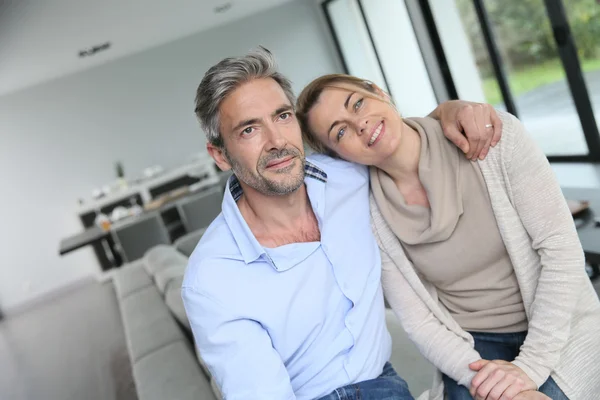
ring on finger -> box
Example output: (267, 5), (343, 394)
(485, 123), (493, 129)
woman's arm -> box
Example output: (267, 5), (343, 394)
(499, 112), (587, 386)
(470, 113), (588, 400)
(376, 239), (481, 388)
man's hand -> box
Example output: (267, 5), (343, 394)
(469, 360), (536, 400)
(430, 100), (502, 160)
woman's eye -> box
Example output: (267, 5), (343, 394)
(337, 127), (346, 141)
(354, 98), (364, 111)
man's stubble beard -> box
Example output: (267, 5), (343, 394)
(223, 146), (306, 196)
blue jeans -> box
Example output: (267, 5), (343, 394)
(443, 331), (568, 400)
(317, 362), (414, 400)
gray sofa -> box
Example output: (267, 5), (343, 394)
(112, 229), (433, 400)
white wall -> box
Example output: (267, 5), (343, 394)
(0, 0), (340, 312)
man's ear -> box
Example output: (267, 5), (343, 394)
(207, 143), (232, 172)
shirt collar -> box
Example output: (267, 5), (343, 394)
(221, 160), (328, 265)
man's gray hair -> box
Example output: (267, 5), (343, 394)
(194, 47), (295, 147)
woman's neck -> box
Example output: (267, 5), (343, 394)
(376, 120), (422, 185)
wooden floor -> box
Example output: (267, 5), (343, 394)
(0, 281), (136, 400)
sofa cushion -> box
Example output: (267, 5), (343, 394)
(196, 346), (224, 400)
(113, 260), (153, 299)
(144, 245), (188, 277)
(164, 276), (190, 330)
(195, 347), (212, 380)
(134, 341), (216, 400)
(210, 377), (223, 400)
(121, 286), (183, 362)
(385, 309), (434, 397)
(174, 228), (206, 257)
(154, 263), (187, 295)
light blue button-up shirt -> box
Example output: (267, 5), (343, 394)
(182, 154), (391, 400)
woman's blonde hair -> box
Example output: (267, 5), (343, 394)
(296, 74), (392, 155)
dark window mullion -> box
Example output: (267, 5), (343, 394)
(472, 0), (518, 117)
(543, 0), (600, 162)
(416, 0), (459, 100)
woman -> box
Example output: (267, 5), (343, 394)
(295, 74), (600, 400)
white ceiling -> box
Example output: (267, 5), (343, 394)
(0, 0), (297, 97)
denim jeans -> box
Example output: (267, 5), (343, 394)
(442, 331), (568, 400)
(316, 362), (414, 400)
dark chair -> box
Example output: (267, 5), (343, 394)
(173, 228), (206, 257)
(112, 212), (171, 263)
(176, 187), (222, 233)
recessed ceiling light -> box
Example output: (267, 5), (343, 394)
(214, 2), (232, 14)
(78, 42), (111, 58)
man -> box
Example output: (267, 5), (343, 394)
(182, 48), (500, 400)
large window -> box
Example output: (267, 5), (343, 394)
(433, 0), (600, 161)
(323, 0), (600, 162)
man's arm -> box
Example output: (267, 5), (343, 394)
(429, 100), (503, 161)
(182, 286), (296, 400)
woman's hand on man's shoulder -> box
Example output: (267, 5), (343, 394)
(432, 100), (503, 161)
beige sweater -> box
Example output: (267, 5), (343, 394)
(370, 111), (600, 400)
(371, 117), (528, 333)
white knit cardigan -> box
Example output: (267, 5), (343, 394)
(370, 111), (600, 400)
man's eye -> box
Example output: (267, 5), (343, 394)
(278, 112), (293, 121)
(242, 127), (254, 135)
(337, 127), (346, 141)
(354, 98), (364, 111)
